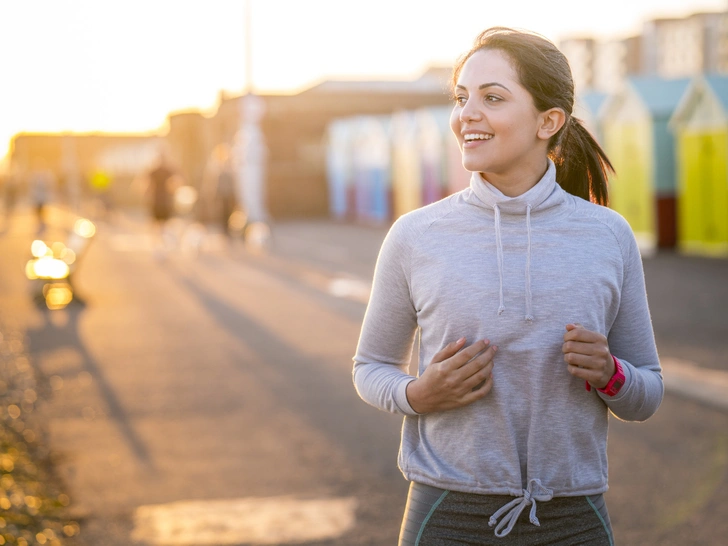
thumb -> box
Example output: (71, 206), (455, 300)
(565, 323), (584, 331)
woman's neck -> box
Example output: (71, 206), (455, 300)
(479, 159), (550, 198)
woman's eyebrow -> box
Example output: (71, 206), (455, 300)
(455, 82), (511, 92)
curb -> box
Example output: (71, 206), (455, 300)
(661, 357), (728, 411)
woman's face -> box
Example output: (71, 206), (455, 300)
(450, 48), (549, 189)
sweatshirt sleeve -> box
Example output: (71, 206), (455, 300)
(602, 224), (664, 421)
(352, 217), (420, 416)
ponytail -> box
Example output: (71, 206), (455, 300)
(550, 117), (614, 206)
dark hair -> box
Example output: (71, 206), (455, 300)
(451, 27), (613, 206)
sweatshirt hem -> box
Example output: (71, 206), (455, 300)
(402, 471), (608, 498)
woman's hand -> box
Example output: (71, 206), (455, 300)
(406, 337), (496, 414)
(562, 324), (615, 389)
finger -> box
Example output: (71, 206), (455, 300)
(563, 352), (601, 370)
(567, 364), (603, 384)
(562, 340), (601, 356)
(458, 345), (497, 379)
(465, 374), (494, 401)
(431, 337), (467, 364)
(449, 339), (490, 369)
(565, 323), (584, 332)
(463, 360), (494, 390)
(564, 327), (603, 343)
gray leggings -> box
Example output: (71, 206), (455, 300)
(399, 482), (614, 546)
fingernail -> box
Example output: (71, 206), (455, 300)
(492, 345), (498, 353)
(457, 337), (466, 344)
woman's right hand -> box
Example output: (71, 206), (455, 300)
(406, 338), (497, 414)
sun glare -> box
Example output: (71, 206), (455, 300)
(0, 0), (724, 162)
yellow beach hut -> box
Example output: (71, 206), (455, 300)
(669, 75), (728, 257)
(390, 110), (422, 219)
(600, 77), (691, 252)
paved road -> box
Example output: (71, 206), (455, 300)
(1, 207), (727, 545)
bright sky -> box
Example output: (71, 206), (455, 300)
(1, 0), (725, 161)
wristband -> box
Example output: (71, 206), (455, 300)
(585, 355), (625, 396)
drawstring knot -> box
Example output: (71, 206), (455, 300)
(488, 479), (553, 538)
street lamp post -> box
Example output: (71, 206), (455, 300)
(235, 0), (268, 231)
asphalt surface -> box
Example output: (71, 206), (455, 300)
(0, 205), (727, 545)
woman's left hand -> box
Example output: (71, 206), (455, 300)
(562, 323), (615, 389)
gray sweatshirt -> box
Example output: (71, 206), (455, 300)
(353, 160), (663, 501)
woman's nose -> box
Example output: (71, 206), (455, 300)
(460, 101), (482, 123)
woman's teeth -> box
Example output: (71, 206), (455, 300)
(464, 134), (493, 141)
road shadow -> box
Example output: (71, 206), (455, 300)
(26, 299), (154, 470)
(165, 264), (403, 486)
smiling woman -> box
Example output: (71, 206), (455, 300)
(449, 29), (613, 204)
(353, 27), (664, 546)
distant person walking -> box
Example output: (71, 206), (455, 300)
(202, 143), (239, 237)
(144, 151), (181, 258)
(28, 158), (56, 233)
(1, 164), (20, 231)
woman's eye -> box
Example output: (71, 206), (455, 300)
(485, 95), (502, 103)
(454, 96), (467, 106)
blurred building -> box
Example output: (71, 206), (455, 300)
(10, 133), (163, 208)
(165, 111), (212, 192)
(206, 66), (453, 219)
(642, 12), (728, 78)
(8, 67), (453, 220)
(560, 38), (596, 92)
(593, 37), (643, 94)
(562, 8), (728, 94)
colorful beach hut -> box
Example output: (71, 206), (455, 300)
(600, 76), (691, 252)
(391, 110), (422, 218)
(423, 105), (472, 196)
(416, 108), (448, 206)
(574, 91), (608, 141)
(351, 116), (392, 225)
(669, 75), (728, 257)
(325, 119), (356, 220)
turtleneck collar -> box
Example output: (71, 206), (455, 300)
(465, 159), (564, 323)
(467, 159), (562, 216)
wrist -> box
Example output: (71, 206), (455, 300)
(586, 355), (625, 396)
(406, 379), (426, 414)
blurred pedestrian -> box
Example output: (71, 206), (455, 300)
(202, 143), (239, 237)
(89, 168), (114, 221)
(1, 163), (20, 232)
(143, 151), (181, 258)
(353, 27), (663, 546)
(28, 158), (56, 234)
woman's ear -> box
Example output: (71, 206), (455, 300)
(537, 108), (566, 141)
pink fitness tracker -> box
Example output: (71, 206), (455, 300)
(586, 355), (625, 396)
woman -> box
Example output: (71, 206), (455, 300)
(352, 27), (663, 545)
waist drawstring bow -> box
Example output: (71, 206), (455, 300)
(488, 479), (553, 538)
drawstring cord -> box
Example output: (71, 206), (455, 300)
(494, 204), (505, 315)
(488, 479), (553, 538)
(493, 203), (534, 322)
(525, 204), (533, 322)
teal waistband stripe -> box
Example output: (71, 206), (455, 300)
(415, 489), (450, 546)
